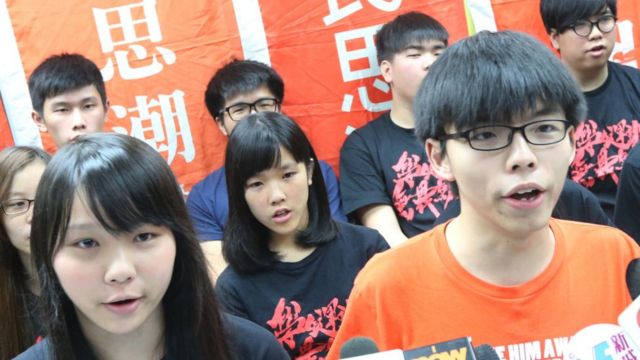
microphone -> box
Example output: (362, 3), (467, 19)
(339, 336), (489, 360)
(563, 323), (639, 360)
(626, 258), (640, 300)
(339, 337), (403, 359)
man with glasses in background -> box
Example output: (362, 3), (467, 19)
(540, 0), (640, 219)
(187, 60), (346, 280)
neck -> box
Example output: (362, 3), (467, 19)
(568, 61), (609, 92)
(18, 252), (39, 295)
(445, 213), (555, 286)
(389, 97), (415, 129)
(269, 233), (316, 262)
(80, 306), (165, 360)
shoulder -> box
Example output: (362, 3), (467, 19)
(609, 61), (640, 83)
(352, 228), (439, 287)
(343, 113), (391, 144)
(552, 219), (639, 255)
(14, 339), (51, 360)
(187, 167), (226, 199)
(222, 313), (289, 360)
(334, 221), (389, 250)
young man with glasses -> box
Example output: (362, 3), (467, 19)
(540, 0), (640, 218)
(327, 31), (639, 360)
(186, 59), (346, 280)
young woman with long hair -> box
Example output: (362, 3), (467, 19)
(0, 146), (50, 359)
(216, 112), (389, 359)
(17, 133), (287, 360)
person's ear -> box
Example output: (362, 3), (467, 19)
(567, 126), (576, 164)
(380, 59), (393, 84)
(306, 159), (314, 186)
(426, 138), (455, 181)
(216, 118), (229, 136)
(549, 29), (561, 52)
(31, 111), (48, 133)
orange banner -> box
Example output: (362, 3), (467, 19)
(0, 96), (13, 148)
(3, 0), (640, 190)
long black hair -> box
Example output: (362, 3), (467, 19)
(31, 133), (230, 359)
(223, 112), (337, 273)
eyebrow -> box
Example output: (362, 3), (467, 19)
(50, 96), (99, 107)
(533, 104), (564, 117)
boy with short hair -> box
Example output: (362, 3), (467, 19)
(339, 12), (452, 246)
(29, 53), (109, 148)
(187, 60), (346, 278)
(540, 0), (640, 218)
(327, 31), (639, 360)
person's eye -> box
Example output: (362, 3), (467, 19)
(406, 52), (421, 58)
(534, 123), (562, 133)
(134, 232), (155, 242)
(246, 180), (263, 189)
(6, 199), (28, 209)
(256, 101), (276, 110)
(469, 130), (498, 141)
(230, 105), (249, 115)
(74, 239), (99, 249)
(283, 171), (297, 179)
(84, 103), (97, 110)
(54, 108), (69, 113)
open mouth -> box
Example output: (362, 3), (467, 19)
(273, 209), (291, 218)
(509, 189), (541, 201)
(109, 298), (137, 306)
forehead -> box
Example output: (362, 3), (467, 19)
(44, 84), (102, 106)
(225, 85), (275, 106)
(452, 102), (566, 131)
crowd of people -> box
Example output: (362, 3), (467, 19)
(2, 0), (640, 359)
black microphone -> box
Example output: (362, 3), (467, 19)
(473, 344), (500, 360)
(339, 336), (402, 359)
(626, 258), (640, 299)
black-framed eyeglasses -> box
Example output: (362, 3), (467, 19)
(438, 120), (571, 151)
(1, 199), (35, 215)
(221, 98), (280, 121)
(568, 14), (617, 38)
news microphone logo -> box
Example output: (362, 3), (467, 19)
(563, 324), (637, 360)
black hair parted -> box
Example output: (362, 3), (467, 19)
(540, 0), (617, 34)
(204, 59), (284, 123)
(28, 53), (107, 116)
(414, 30), (586, 143)
(376, 11), (449, 64)
(31, 133), (230, 359)
(223, 112), (337, 274)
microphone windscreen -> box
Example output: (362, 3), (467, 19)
(627, 258), (640, 299)
(340, 337), (380, 358)
(474, 344), (500, 360)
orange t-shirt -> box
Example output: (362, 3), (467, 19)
(327, 219), (640, 360)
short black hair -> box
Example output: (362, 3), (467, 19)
(28, 53), (107, 116)
(540, 0), (617, 34)
(376, 11), (449, 64)
(223, 112), (337, 274)
(204, 59), (284, 123)
(414, 30), (586, 143)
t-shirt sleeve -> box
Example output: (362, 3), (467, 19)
(319, 161), (348, 222)
(339, 130), (392, 216)
(223, 313), (289, 360)
(215, 272), (250, 319)
(615, 152), (640, 245)
(370, 230), (390, 256)
(186, 183), (224, 241)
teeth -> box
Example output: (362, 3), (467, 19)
(516, 189), (535, 195)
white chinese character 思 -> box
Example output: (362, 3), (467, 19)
(112, 90), (195, 164)
(93, 0), (176, 80)
(323, 0), (402, 26)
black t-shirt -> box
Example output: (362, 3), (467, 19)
(215, 221), (389, 359)
(433, 178), (612, 227)
(339, 112), (455, 237)
(614, 143), (640, 244)
(14, 313), (288, 360)
(571, 61), (640, 218)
